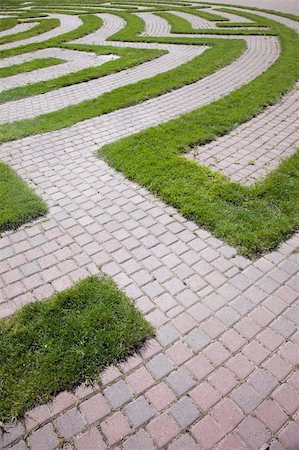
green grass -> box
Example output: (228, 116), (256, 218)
(0, 57), (64, 78)
(0, 275), (154, 422)
(100, 12), (299, 257)
(156, 10), (272, 35)
(0, 162), (47, 232)
(0, 44), (164, 103)
(0, 27), (246, 140)
(0, 17), (17, 32)
(0, 18), (60, 45)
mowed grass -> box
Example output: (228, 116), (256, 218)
(0, 276), (154, 422)
(0, 57), (64, 78)
(0, 162), (47, 232)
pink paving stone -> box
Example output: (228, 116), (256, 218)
(25, 404), (52, 432)
(190, 381), (221, 412)
(168, 434), (200, 450)
(79, 392), (110, 424)
(119, 354), (142, 373)
(216, 434), (248, 450)
(272, 385), (299, 415)
(186, 354), (214, 381)
(101, 411), (131, 446)
(203, 342), (230, 366)
(236, 416), (271, 450)
(50, 391), (77, 416)
(280, 341), (299, 365)
(276, 285), (298, 304)
(201, 317), (226, 339)
(257, 328), (284, 351)
(74, 427), (107, 450)
(288, 371), (299, 391)
(234, 317), (261, 339)
(208, 367), (238, 395)
(145, 382), (176, 412)
(242, 340), (270, 365)
(255, 399), (288, 432)
(139, 339), (162, 359)
(226, 354), (254, 380)
(100, 365), (121, 385)
(191, 415), (225, 449)
(211, 398), (244, 433)
(220, 329), (246, 353)
(263, 354), (292, 381)
(126, 366), (155, 394)
(172, 312), (197, 334)
(165, 340), (193, 365)
(279, 422), (299, 450)
(249, 306), (275, 327)
(146, 413), (179, 448)
(75, 383), (97, 400)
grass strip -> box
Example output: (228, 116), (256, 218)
(0, 17), (17, 32)
(0, 161), (47, 232)
(0, 18), (59, 45)
(100, 12), (299, 257)
(0, 44), (164, 103)
(0, 37), (244, 141)
(0, 57), (64, 78)
(0, 275), (154, 422)
(0, 14), (102, 59)
(156, 10), (273, 35)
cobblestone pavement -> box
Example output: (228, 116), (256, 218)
(0, 3), (298, 450)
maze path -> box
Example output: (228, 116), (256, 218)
(0, 14), (82, 50)
(0, 48), (118, 90)
(0, 21), (37, 38)
(187, 83), (299, 185)
(0, 4), (298, 450)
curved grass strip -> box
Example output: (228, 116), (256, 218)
(0, 57), (64, 78)
(0, 45), (164, 103)
(0, 275), (154, 422)
(0, 18), (60, 45)
(101, 14), (299, 257)
(0, 14), (102, 59)
(0, 38), (245, 141)
(156, 11), (273, 35)
(0, 161), (47, 232)
(0, 17), (17, 32)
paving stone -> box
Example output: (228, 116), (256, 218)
(236, 416), (271, 450)
(168, 434), (200, 450)
(54, 408), (86, 440)
(74, 427), (107, 450)
(28, 424), (59, 450)
(126, 366), (155, 395)
(191, 415), (226, 449)
(211, 398), (244, 433)
(145, 382), (176, 412)
(255, 399), (288, 432)
(123, 430), (154, 450)
(271, 384), (299, 415)
(185, 328), (211, 352)
(79, 392), (110, 424)
(190, 381), (221, 412)
(156, 323), (180, 346)
(124, 396), (155, 428)
(146, 354), (174, 380)
(278, 422), (299, 450)
(230, 384), (263, 414)
(165, 340), (193, 365)
(169, 396), (200, 428)
(101, 412), (131, 446)
(166, 367), (196, 395)
(104, 380), (133, 409)
(248, 368), (279, 397)
(146, 413), (179, 448)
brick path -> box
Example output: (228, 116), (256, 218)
(0, 3), (298, 450)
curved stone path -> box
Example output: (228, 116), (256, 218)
(0, 3), (298, 450)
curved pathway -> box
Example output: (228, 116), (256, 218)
(0, 4), (298, 450)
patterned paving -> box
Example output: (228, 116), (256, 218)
(0, 2), (298, 450)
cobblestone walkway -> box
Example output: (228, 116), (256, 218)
(0, 2), (298, 450)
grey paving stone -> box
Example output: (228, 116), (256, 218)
(146, 354), (174, 380)
(124, 396), (155, 428)
(166, 367), (196, 396)
(230, 384), (263, 413)
(169, 396), (200, 428)
(104, 380), (133, 409)
(185, 328), (211, 352)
